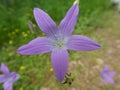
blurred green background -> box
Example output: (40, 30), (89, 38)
(1, 0), (119, 90)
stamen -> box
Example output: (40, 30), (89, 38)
(49, 33), (68, 50)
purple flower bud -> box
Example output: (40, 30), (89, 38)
(28, 21), (34, 33)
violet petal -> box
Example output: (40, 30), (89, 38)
(17, 37), (51, 55)
(34, 8), (58, 37)
(104, 78), (109, 85)
(1, 63), (9, 74)
(108, 72), (116, 77)
(104, 65), (109, 71)
(51, 50), (68, 82)
(59, 4), (79, 36)
(68, 35), (101, 51)
(104, 76), (114, 84)
(10, 72), (20, 82)
(0, 75), (5, 83)
(3, 82), (12, 90)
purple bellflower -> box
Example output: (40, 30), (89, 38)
(17, 4), (101, 82)
(100, 65), (116, 85)
(0, 63), (19, 90)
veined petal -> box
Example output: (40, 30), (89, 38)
(103, 78), (109, 85)
(68, 35), (101, 51)
(108, 72), (116, 77)
(59, 4), (79, 36)
(3, 82), (12, 90)
(17, 37), (51, 55)
(10, 72), (20, 82)
(0, 75), (5, 83)
(104, 65), (109, 71)
(1, 63), (9, 74)
(34, 8), (58, 37)
(104, 76), (114, 84)
(51, 50), (68, 82)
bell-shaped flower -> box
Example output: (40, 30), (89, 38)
(17, 3), (101, 82)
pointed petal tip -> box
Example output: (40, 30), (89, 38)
(17, 50), (21, 55)
(17, 46), (29, 55)
(17, 49), (28, 55)
(33, 7), (58, 37)
(57, 75), (65, 82)
(11, 72), (20, 82)
(110, 72), (116, 77)
(51, 50), (68, 83)
(1, 63), (6, 69)
(58, 79), (64, 82)
(55, 70), (66, 83)
(33, 8), (39, 14)
(17, 47), (23, 54)
(104, 65), (109, 69)
(96, 43), (102, 49)
(92, 41), (101, 50)
(17, 46), (23, 52)
(0, 63), (4, 70)
(74, 3), (79, 10)
(34, 8), (41, 14)
(1, 63), (4, 66)
(0, 63), (9, 74)
(59, 2), (79, 35)
(34, 8), (39, 11)
(17, 44), (33, 55)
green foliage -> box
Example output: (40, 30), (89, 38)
(0, 0), (110, 89)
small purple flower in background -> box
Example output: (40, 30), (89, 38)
(17, 3), (101, 82)
(0, 63), (20, 90)
(100, 65), (116, 85)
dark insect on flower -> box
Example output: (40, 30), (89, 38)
(61, 73), (74, 85)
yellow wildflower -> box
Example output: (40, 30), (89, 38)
(16, 54), (20, 57)
(6, 48), (9, 51)
(22, 32), (25, 35)
(3, 28), (7, 31)
(15, 29), (19, 33)
(27, 30), (30, 34)
(9, 40), (13, 44)
(8, 33), (11, 36)
(22, 32), (28, 37)
(19, 87), (23, 90)
(20, 66), (25, 70)
(50, 68), (53, 72)
(12, 32), (15, 35)
(8, 53), (13, 57)
(23, 34), (28, 37)
(33, 24), (36, 28)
